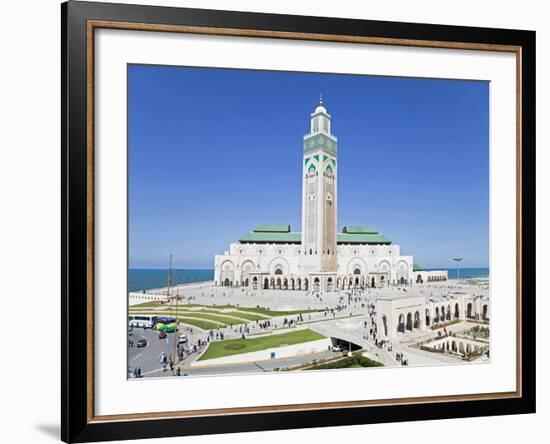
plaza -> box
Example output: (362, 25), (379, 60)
(128, 278), (490, 377)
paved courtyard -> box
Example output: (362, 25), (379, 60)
(128, 280), (490, 378)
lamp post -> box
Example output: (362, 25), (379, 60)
(452, 257), (463, 282)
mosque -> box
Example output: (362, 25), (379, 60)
(214, 98), (447, 292)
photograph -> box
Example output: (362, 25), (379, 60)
(0, 0), (541, 443)
(127, 65), (491, 379)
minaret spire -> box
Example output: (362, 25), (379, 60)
(319, 93), (323, 106)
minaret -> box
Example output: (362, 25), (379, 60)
(301, 95), (338, 272)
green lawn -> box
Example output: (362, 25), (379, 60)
(128, 310), (254, 329)
(306, 354), (383, 370)
(198, 329), (325, 361)
(130, 301), (165, 308)
(177, 313), (251, 326)
(212, 305), (322, 317)
(222, 311), (269, 321)
(176, 309), (266, 322)
(176, 317), (222, 331)
(130, 303), (322, 319)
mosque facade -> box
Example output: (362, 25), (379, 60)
(214, 98), (447, 291)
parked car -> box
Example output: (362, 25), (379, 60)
(158, 331), (167, 340)
(136, 339), (147, 348)
(178, 334), (187, 344)
(331, 345), (344, 352)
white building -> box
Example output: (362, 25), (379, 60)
(214, 98), (447, 291)
(376, 291), (490, 339)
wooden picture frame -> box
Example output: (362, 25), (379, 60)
(62, 1), (536, 442)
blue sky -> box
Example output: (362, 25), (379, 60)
(128, 65), (489, 269)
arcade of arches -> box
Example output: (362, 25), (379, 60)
(218, 272), (399, 290)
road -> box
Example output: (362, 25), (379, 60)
(130, 342), (337, 378)
(128, 327), (207, 377)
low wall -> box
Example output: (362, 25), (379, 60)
(129, 292), (166, 306)
(191, 338), (332, 367)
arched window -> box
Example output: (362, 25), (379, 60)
(353, 267), (361, 275)
(274, 268), (283, 275)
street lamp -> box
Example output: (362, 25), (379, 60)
(452, 257), (463, 281)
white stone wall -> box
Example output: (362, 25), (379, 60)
(411, 270), (449, 284)
(190, 337), (332, 367)
(377, 295), (427, 338)
(214, 241), (415, 290)
(377, 291), (490, 339)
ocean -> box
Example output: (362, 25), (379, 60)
(129, 267), (489, 292)
(129, 269), (214, 292)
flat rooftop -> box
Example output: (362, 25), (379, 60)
(377, 292), (424, 301)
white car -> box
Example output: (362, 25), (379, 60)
(178, 334), (188, 344)
(332, 345), (344, 352)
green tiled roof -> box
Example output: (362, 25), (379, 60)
(239, 227), (391, 245)
(239, 231), (301, 243)
(343, 226), (378, 234)
(413, 263), (423, 272)
(337, 233), (391, 244)
(253, 224), (290, 233)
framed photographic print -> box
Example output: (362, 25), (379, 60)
(61, 1), (536, 442)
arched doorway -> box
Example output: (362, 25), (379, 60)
(283, 278), (288, 290)
(416, 274), (423, 284)
(380, 275), (386, 287)
(263, 278), (269, 289)
(397, 314), (405, 333)
(435, 307), (440, 323)
(446, 305), (451, 321)
(252, 277), (258, 290)
(327, 278), (333, 292)
(270, 277), (275, 289)
(223, 278), (230, 286)
(303, 278), (309, 291)
(482, 304), (489, 320)
(399, 277), (405, 285)
(441, 306), (445, 322)
(425, 308), (431, 326)
(454, 303), (460, 319)
(297, 278), (301, 290)
(406, 313), (413, 331)
(467, 303), (473, 318)
(382, 315), (388, 336)
(313, 277), (320, 292)
(241, 261), (254, 288)
(414, 311), (420, 329)
(290, 278), (295, 290)
(276, 278), (282, 289)
(371, 277), (376, 288)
